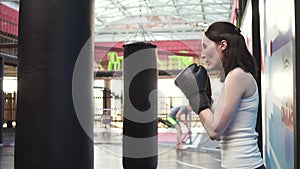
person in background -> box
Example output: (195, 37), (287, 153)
(175, 22), (265, 168)
(163, 105), (192, 150)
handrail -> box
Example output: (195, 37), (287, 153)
(0, 52), (17, 66)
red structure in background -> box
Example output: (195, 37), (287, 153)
(94, 39), (202, 61)
(0, 3), (19, 36)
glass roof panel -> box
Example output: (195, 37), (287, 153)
(4, 0), (235, 41)
(94, 0), (234, 41)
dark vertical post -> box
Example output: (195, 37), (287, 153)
(188, 110), (192, 144)
(103, 87), (108, 112)
(0, 56), (3, 143)
(104, 80), (111, 117)
(252, 0), (263, 156)
(294, 1), (299, 168)
(170, 97), (173, 108)
(123, 42), (158, 169)
(237, 0), (248, 27)
(15, 0), (94, 168)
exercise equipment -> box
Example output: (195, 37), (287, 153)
(15, 1), (94, 168)
(182, 130), (192, 143)
(158, 117), (172, 128)
(175, 64), (212, 114)
(157, 117), (192, 144)
(122, 42), (158, 169)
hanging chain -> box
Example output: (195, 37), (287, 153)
(125, 1), (156, 43)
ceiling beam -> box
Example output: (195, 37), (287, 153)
(94, 2), (233, 10)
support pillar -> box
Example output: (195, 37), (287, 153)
(252, 0), (263, 156)
(0, 56), (3, 143)
(15, 0), (94, 168)
(294, 1), (300, 168)
(103, 80), (111, 128)
(103, 80), (111, 116)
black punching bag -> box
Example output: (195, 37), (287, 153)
(123, 42), (158, 169)
(15, 0), (94, 169)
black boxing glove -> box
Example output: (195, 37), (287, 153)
(174, 63), (212, 114)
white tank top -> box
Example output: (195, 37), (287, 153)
(220, 88), (264, 169)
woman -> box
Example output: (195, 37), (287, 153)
(176, 21), (265, 168)
(202, 21), (265, 169)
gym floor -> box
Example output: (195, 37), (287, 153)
(0, 128), (221, 169)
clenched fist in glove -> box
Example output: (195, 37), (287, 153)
(174, 63), (212, 114)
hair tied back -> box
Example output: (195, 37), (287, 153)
(235, 27), (241, 34)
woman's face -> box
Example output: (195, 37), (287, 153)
(201, 35), (224, 71)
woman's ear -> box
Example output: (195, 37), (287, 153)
(219, 40), (227, 51)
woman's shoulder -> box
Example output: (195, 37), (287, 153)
(225, 67), (250, 82)
(225, 67), (257, 97)
(224, 68), (256, 88)
(228, 67), (246, 75)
